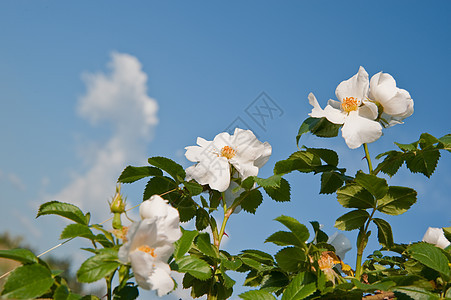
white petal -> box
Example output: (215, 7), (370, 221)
(213, 132), (234, 150)
(140, 195), (169, 220)
(359, 101), (378, 120)
(308, 92), (325, 118)
(341, 112), (382, 149)
(323, 103), (346, 124)
(328, 232), (352, 259)
(207, 158), (231, 192)
(129, 220), (158, 252)
(149, 261), (175, 296)
(335, 66), (369, 101)
(184, 145), (216, 163)
(231, 158), (259, 178)
(129, 250), (155, 290)
(383, 89), (412, 116)
(253, 142), (272, 169)
(223, 181), (242, 214)
(423, 227), (450, 249)
(369, 72), (398, 105)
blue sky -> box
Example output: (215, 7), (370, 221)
(1, 1), (450, 298)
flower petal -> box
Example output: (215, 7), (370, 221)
(369, 72), (398, 105)
(253, 142), (272, 169)
(323, 102), (346, 124)
(341, 111), (382, 149)
(359, 101), (378, 120)
(148, 261), (175, 296)
(308, 92), (325, 118)
(335, 66), (369, 102)
(382, 89), (412, 116)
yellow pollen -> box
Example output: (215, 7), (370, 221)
(341, 97), (359, 113)
(137, 245), (156, 257)
(220, 146), (236, 159)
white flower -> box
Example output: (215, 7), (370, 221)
(422, 227), (450, 249)
(369, 71), (414, 127)
(327, 232), (352, 259)
(139, 195), (181, 243)
(185, 128), (272, 192)
(308, 66), (382, 149)
(119, 196), (182, 296)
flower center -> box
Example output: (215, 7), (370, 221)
(220, 146), (236, 159)
(341, 97), (359, 113)
(137, 245), (156, 257)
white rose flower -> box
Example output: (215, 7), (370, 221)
(185, 128), (272, 192)
(119, 196), (182, 296)
(369, 71), (414, 127)
(422, 227), (450, 249)
(139, 195), (181, 243)
(309, 66), (382, 149)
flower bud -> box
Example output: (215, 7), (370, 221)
(110, 185), (126, 214)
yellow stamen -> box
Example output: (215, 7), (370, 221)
(220, 146), (236, 159)
(318, 251), (340, 270)
(137, 245), (156, 257)
(341, 97), (359, 113)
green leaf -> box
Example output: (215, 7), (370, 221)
(320, 171), (345, 194)
(221, 256), (242, 271)
(239, 290), (277, 300)
(147, 156), (185, 182)
(408, 242), (450, 279)
(174, 229), (198, 259)
(419, 132), (440, 149)
(143, 176), (177, 201)
(351, 279), (395, 291)
(305, 147), (339, 166)
(334, 210), (369, 231)
(355, 172), (388, 200)
(173, 255), (212, 280)
(395, 141), (418, 152)
(443, 226), (451, 243)
(260, 271), (290, 293)
(375, 151), (404, 177)
(176, 197), (197, 223)
(239, 189), (263, 214)
(117, 166), (163, 183)
(265, 231), (304, 248)
(264, 178), (291, 202)
(337, 183), (375, 209)
(310, 221), (328, 243)
(113, 285), (139, 300)
(53, 285), (70, 300)
(253, 174), (282, 188)
(394, 286), (441, 300)
(60, 223), (96, 240)
(195, 208), (210, 231)
(77, 250), (120, 283)
(274, 151), (320, 175)
(220, 271), (236, 289)
(281, 272), (316, 300)
(240, 249), (274, 265)
(195, 233), (218, 258)
(377, 186), (417, 216)
(37, 201), (87, 225)
(405, 149), (440, 178)
(184, 181), (203, 196)
(274, 215), (309, 244)
(1, 264), (54, 299)
(296, 117), (340, 146)
(372, 218), (394, 249)
(0, 248), (38, 264)
(275, 247), (306, 273)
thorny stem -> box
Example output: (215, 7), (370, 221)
(355, 143), (375, 279)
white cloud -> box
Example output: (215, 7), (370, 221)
(48, 52), (158, 220)
(0, 170), (26, 191)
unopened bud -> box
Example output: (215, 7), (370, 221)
(110, 185), (126, 214)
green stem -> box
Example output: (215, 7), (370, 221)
(363, 143), (373, 174)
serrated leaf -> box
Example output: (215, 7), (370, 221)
(405, 149), (440, 177)
(419, 132), (440, 149)
(239, 189), (263, 214)
(264, 178), (291, 202)
(1, 264), (54, 299)
(37, 201), (87, 225)
(253, 174), (282, 188)
(0, 248), (38, 264)
(395, 141), (418, 152)
(320, 171), (345, 194)
(260, 271), (290, 293)
(443, 226), (451, 243)
(77, 251), (120, 283)
(408, 242), (450, 279)
(355, 172), (388, 200)
(239, 290), (277, 300)
(54, 285), (70, 300)
(296, 117), (340, 146)
(375, 151), (404, 177)
(174, 255), (212, 280)
(274, 215), (309, 244)
(241, 249), (274, 265)
(265, 231), (303, 247)
(113, 285), (139, 300)
(142, 176), (177, 200)
(195, 208), (210, 231)
(220, 271), (236, 289)
(377, 186), (417, 216)
(183, 181), (203, 196)
(310, 221), (329, 243)
(195, 233), (218, 258)
(147, 156), (185, 182)
(221, 256), (242, 271)
(117, 166), (163, 183)
(281, 272), (316, 300)
(60, 223), (96, 240)
(394, 286), (441, 300)
(334, 210), (369, 231)
(274, 151), (320, 175)
(351, 279), (395, 291)
(174, 229), (198, 259)
(275, 247), (306, 273)
(305, 147), (339, 166)
(337, 183), (375, 209)
(372, 218), (394, 249)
